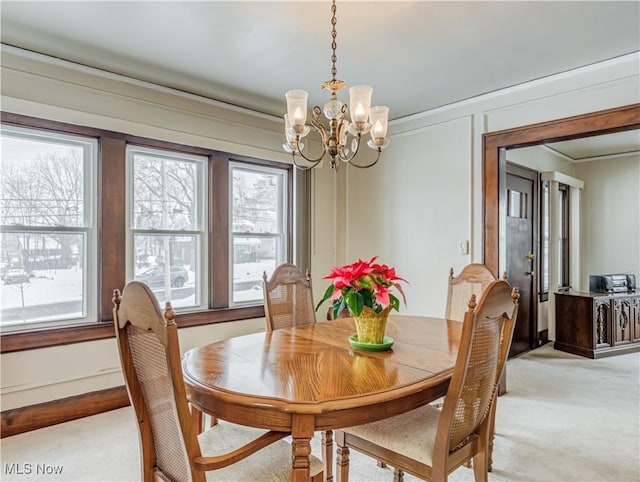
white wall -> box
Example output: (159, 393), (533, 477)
(342, 54), (640, 324)
(344, 116), (473, 317)
(1, 46), (639, 410)
(574, 155), (640, 289)
(506, 145), (574, 174)
(1, 318), (264, 411)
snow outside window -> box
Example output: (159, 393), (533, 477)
(0, 126), (98, 331)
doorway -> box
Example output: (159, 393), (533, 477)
(482, 104), (640, 348)
(506, 163), (537, 357)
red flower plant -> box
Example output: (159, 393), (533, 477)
(315, 256), (407, 318)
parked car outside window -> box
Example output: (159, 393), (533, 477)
(135, 265), (188, 288)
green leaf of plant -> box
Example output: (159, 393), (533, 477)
(332, 298), (347, 319)
(354, 291), (364, 316)
(315, 284), (336, 312)
(390, 293), (400, 312)
(344, 290), (364, 316)
(361, 289), (375, 309)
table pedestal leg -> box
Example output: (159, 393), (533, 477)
(292, 414), (314, 482)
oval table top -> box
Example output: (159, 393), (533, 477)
(182, 315), (462, 481)
(183, 315), (460, 413)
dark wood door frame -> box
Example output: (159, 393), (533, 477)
(483, 103), (640, 279)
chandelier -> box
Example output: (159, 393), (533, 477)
(283, 0), (390, 170)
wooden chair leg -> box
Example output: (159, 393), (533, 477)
(488, 399), (497, 472)
(472, 416), (492, 482)
(335, 432), (350, 482)
(472, 451), (488, 482)
(322, 430), (334, 482)
(393, 468), (404, 482)
(377, 460), (387, 468)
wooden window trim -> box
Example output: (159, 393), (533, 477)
(0, 306), (265, 353)
(0, 112), (292, 354)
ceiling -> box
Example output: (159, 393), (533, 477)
(1, 1), (639, 160)
(1, 1), (639, 122)
(544, 130), (640, 163)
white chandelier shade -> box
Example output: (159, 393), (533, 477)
(283, 0), (390, 170)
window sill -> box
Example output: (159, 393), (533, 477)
(0, 305), (265, 353)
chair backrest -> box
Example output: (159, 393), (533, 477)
(113, 281), (204, 482)
(435, 280), (519, 461)
(445, 263), (497, 321)
(263, 263), (316, 331)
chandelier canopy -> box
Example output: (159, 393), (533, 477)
(283, 0), (390, 170)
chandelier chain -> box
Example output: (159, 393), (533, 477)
(284, 0), (389, 170)
(330, 0), (337, 81)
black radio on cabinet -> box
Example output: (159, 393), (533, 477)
(589, 274), (636, 293)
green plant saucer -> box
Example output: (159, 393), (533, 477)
(348, 334), (395, 351)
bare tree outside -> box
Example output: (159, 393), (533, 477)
(231, 166), (285, 303)
(1, 131), (91, 327)
(129, 149), (203, 309)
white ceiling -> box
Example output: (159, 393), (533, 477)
(545, 131), (640, 163)
(1, 1), (639, 121)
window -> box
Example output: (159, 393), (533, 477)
(127, 146), (207, 310)
(539, 179), (570, 300)
(0, 125), (97, 330)
(558, 183), (570, 289)
(231, 163), (288, 304)
(0, 113), (298, 352)
(508, 189), (528, 218)
(539, 179), (550, 300)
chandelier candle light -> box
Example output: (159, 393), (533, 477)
(283, 0), (390, 170)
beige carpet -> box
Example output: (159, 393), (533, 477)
(1, 344), (638, 482)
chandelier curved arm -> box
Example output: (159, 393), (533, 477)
(292, 153), (323, 170)
(292, 106), (330, 165)
(346, 147), (382, 169)
(293, 134), (327, 164)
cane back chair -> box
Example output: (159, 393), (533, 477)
(263, 263), (316, 331)
(113, 281), (322, 482)
(335, 280), (519, 482)
(445, 264), (499, 322)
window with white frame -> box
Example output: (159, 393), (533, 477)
(127, 146), (207, 310)
(231, 163), (288, 304)
(0, 126), (97, 330)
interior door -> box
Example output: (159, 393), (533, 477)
(506, 163), (537, 358)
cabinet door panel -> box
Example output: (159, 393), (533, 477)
(613, 298), (633, 344)
(595, 298), (612, 346)
(632, 297), (640, 343)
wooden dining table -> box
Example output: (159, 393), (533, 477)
(182, 315), (462, 482)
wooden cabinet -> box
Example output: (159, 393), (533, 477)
(555, 291), (640, 358)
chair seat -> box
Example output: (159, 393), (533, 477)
(341, 404), (442, 467)
(199, 421), (323, 481)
